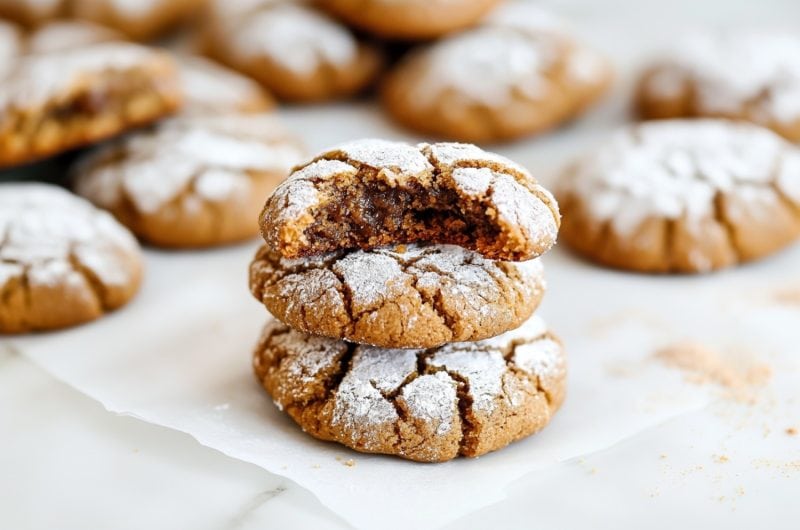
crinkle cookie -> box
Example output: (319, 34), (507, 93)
(249, 243), (546, 348)
(317, 0), (501, 40)
(175, 55), (275, 114)
(0, 42), (182, 168)
(558, 120), (800, 274)
(637, 31), (800, 142)
(253, 316), (566, 462)
(0, 183), (142, 333)
(203, 0), (382, 102)
(261, 139), (560, 261)
(73, 114), (305, 248)
(381, 3), (611, 143)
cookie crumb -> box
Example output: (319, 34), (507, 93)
(653, 341), (771, 402)
(336, 456), (356, 467)
(787, 427), (798, 436)
(770, 286), (800, 306)
(659, 453), (668, 460)
(714, 454), (730, 464)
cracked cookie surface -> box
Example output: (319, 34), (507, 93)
(203, 0), (382, 102)
(317, 0), (501, 40)
(0, 183), (143, 333)
(381, 3), (612, 143)
(0, 41), (182, 168)
(250, 243), (546, 348)
(73, 113), (305, 248)
(558, 119), (800, 273)
(636, 31), (800, 142)
(260, 139), (560, 261)
(253, 315), (566, 462)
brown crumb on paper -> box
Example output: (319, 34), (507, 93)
(770, 286), (800, 306)
(787, 427), (798, 436)
(653, 341), (771, 402)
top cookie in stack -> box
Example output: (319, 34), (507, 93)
(249, 138), (566, 462)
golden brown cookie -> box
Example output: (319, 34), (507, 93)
(26, 20), (121, 54)
(636, 31), (800, 142)
(253, 315), (566, 462)
(260, 139), (560, 261)
(0, 183), (143, 334)
(72, 113), (305, 248)
(316, 0), (501, 40)
(176, 55), (275, 114)
(0, 0), (65, 27)
(0, 42), (182, 168)
(203, 0), (382, 102)
(381, 3), (612, 143)
(249, 243), (546, 348)
(70, 0), (205, 40)
(558, 120), (800, 274)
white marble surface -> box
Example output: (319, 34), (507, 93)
(3, 1), (800, 529)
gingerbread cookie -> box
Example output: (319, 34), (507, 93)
(317, 0), (501, 40)
(636, 31), (800, 142)
(558, 120), (800, 274)
(0, 183), (142, 333)
(73, 113), (305, 248)
(261, 139), (560, 261)
(250, 243), (546, 348)
(27, 20), (121, 54)
(253, 315), (566, 462)
(0, 42), (182, 168)
(203, 0), (382, 102)
(176, 55), (275, 114)
(381, 4), (611, 143)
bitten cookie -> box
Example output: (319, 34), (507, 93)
(73, 114), (305, 248)
(0, 183), (142, 333)
(0, 42), (182, 168)
(250, 243), (546, 348)
(636, 31), (800, 142)
(261, 139), (560, 261)
(203, 0), (382, 102)
(176, 55), (275, 114)
(253, 316), (566, 462)
(317, 0), (501, 40)
(558, 120), (800, 274)
(381, 3), (611, 143)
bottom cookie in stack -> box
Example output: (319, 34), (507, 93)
(251, 315), (566, 463)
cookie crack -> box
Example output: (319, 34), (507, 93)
(502, 333), (558, 407)
(67, 249), (110, 311)
(711, 190), (742, 263)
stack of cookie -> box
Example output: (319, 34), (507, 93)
(249, 138), (567, 462)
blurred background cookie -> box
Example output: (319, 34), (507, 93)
(381, 3), (612, 143)
(253, 315), (566, 462)
(0, 18), (22, 78)
(558, 120), (800, 274)
(72, 113), (304, 248)
(637, 30), (800, 142)
(0, 183), (142, 333)
(26, 19), (120, 53)
(202, 0), (383, 102)
(0, 42), (182, 168)
(316, 0), (501, 40)
(249, 244), (546, 348)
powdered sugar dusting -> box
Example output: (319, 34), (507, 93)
(332, 139), (433, 179)
(177, 55), (269, 113)
(429, 346), (506, 413)
(424, 141), (529, 177)
(0, 21), (22, 79)
(0, 183), (140, 289)
(649, 30), (800, 123)
(561, 120), (800, 236)
(27, 21), (120, 54)
(230, 3), (357, 74)
(400, 372), (458, 436)
(75, 114), (304, 214)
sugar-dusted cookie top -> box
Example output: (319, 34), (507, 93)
(381, 3), (611, 142)
(204, 0), (382, 102)
(317, 0), (501, 40)
(260, 139), (560, 262)
(253, 315), (566, 462)
(0, 20), (23, 78)
(26, 20), (121, 54)
(0, 183), (142, 333)
(637, 31), (800, 141)
(73, 113), (305, 248)
(558, 119), (800, 273)
(176, 55), (275, 114)
(250, 243), (546, 348)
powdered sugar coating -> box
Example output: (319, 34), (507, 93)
(0, 42), (168, 110)
(646, 31), (800, 123)
(0, 20), (22, 79)
(74, 114), (304, 214)
(0, 183), (140, 290)
(330, 139), (433, 181)
(560, 119), (800, 236)
(229, 2), (358, 74)
(27, 20), (120, 54)
(176, 55), (271, 113)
